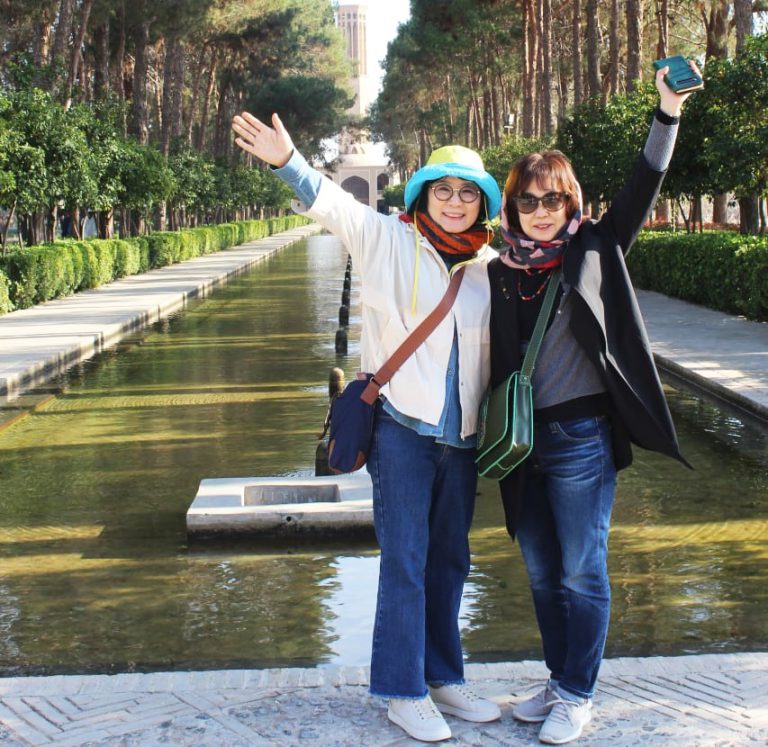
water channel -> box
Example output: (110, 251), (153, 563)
(0, 234), (766, 677)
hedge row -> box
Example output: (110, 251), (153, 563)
(0, 215), (310, 315)
(0, 271), (10, 315)
(5, 224), (763, 323)
(628, 231), (768, 322)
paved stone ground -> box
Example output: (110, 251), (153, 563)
(0, 653), (766, 745)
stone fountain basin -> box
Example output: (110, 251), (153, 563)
(186, 472), (373, 538)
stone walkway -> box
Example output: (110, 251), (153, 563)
(0, 224), (322, 404)
(0, 653), (766, 745)
(637, 289), (768, 421)
(1, 229), (767, 745)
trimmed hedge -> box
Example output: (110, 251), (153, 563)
(0, 215), (309, 314)
(0, 269), (10, 315)
(629, 231), (768, 322)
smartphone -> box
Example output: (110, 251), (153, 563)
(653, 55), (703, 93)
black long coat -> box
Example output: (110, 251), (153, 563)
(488, 150), (691, 537)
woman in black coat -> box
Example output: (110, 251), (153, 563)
(488, 64), (698, 745)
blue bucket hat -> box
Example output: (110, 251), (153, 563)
(404, 145), (501, 219)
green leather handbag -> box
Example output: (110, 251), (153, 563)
(476, 268), (562, 481)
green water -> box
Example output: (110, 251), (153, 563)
(0, 235), (766, 676)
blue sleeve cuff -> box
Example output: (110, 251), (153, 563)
(272, 149), (323, 207)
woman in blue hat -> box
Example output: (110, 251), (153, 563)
(232, 112), (502, 742)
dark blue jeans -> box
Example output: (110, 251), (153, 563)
(366, 407), (477, 698)
(517, 415), (617, 699)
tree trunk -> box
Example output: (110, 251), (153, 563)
(51, 0), (76, 70)
(468, 73), (484, 149)
(609, 0), (620, 96)
(703, 0), (729, 61)
(93, 19), (110, 100)
(98, 209), (114, 239)
(712, 193), (729, 224)
(655, 199), (670, 224)
(113, 1), (127, 109)
(534, 0), (544, 136)
(64, 0), (93, 109)
(48, 206), (58, 243)
(185, 44), (208, 145)
(572, 0), (583, 108)
(195, 48), (218, 150)
(585, 0), (600, 99)
(626, 0), (643, 91)
(171, 41), (185, 144)
(734, 0), (753, 54)
(447, 72), (458, 142)
(655, 0), (669, 59)
(157, 34), (171, 231)
(522, 0), (537, 137)
(490, 74), (501, 145)
(540, 0), (553, 135)
(213, 78), (232, 161)
(70, 206), (81, 239)
(33, 15), (54, 71)
(130, 19), (151, 145)
(481, 81), (492, 148)
(739, 195), (760, 234)
(1, 201), (17, 252)
(556, 58), (568, 119)
(154, 42), (164, 143)
(161, 36), (175, 156)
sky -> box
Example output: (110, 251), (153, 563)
(360, 0), (412, 92)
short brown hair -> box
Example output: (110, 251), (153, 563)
(503, 150), (580, 233)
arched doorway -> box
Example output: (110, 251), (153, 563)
(341, 176), (369, 204)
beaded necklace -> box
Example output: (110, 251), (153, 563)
(517, 267), (554, 301)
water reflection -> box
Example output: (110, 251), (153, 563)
(0, 235), (766, 675)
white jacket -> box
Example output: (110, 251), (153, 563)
(295, 178), (495, 439)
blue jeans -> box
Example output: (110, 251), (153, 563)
(516, 415), (617, 700)
(366, 406), (477, 698)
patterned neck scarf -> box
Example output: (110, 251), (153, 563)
(400, 209), (492, 255)
(499, 182), (583, 270)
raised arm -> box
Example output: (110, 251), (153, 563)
(603, 62), (700, 252)
(231, 111), (389, 271)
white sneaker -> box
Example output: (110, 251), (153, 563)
(428, 683), (501, 723)
(512, 680), (560, 723)
(387, 695), (452, 742)
(538, 696), (593, 744)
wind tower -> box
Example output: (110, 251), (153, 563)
(337, 3), (372, 118)
(330, 2), (393, 210)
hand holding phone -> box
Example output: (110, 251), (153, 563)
(653, 55), (704, 93)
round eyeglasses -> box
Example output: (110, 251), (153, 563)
(512, 192), (568, 214)
(430, 182), (481, 204)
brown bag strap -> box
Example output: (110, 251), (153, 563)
(360, 266), (466, 405)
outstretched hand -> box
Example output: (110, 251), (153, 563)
(655, 61), (701, 117)
(232, 112), (294, 168)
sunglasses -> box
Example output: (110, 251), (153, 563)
(430, 182), (481, 204)
(512, 192), (569, 214)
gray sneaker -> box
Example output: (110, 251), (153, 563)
(538, 697), (593, 744)
(512, 680), (560, 723)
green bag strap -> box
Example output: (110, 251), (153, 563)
(520, 267), (562, 379)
